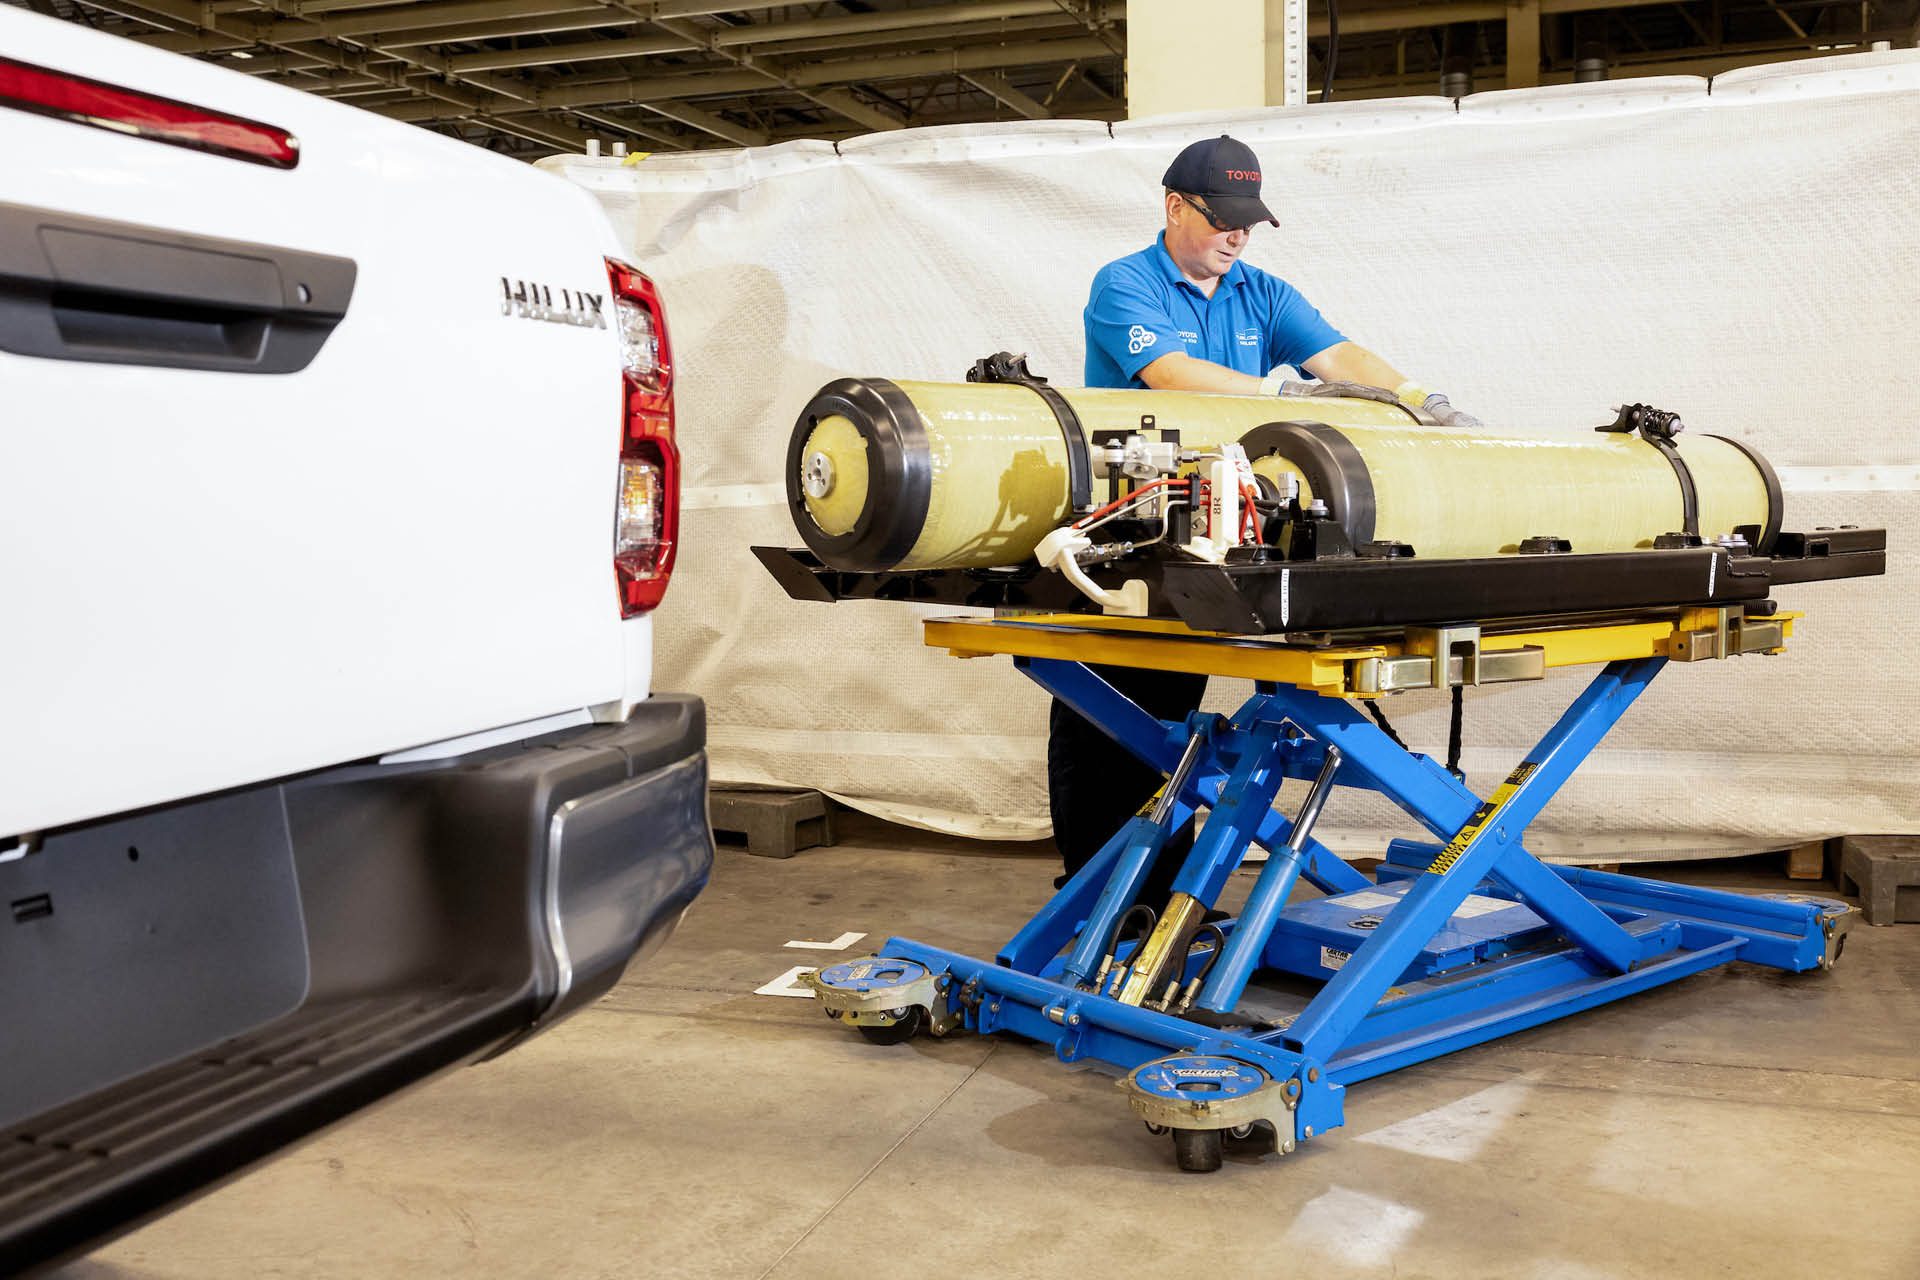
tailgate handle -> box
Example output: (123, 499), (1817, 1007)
(0, 201), (356, 375)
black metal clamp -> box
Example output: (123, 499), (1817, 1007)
(966, 351), (1094, 513)
(1597, 402), (1697, 537)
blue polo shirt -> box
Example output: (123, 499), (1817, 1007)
(1083, 233), (1345, 389)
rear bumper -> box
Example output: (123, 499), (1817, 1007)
(0, 695), (711, 1275)
(536, 696), (714, 1028)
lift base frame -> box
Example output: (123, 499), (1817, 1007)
(807, 611), (1852, 1160)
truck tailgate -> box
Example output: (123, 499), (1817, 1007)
(0, 8), (641, 836)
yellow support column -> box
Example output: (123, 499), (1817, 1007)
(1127, 0), (1279, 117)
(1507, 0), (1542, 88)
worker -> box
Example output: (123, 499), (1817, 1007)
(1050, 133), (1482, 900)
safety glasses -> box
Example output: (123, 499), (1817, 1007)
(1179, 193), (1253, 234)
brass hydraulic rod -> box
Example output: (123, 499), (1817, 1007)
(1063, 727), (1211, 990)
(1116, 893), (1207, 1006)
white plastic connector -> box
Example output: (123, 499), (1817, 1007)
(1206, 458), (1238, 551)
(1035, 527), (1149, 616)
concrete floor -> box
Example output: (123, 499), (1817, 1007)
(62, 817), (1920, 1280)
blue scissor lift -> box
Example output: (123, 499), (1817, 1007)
(806, 612), (1851, 1171)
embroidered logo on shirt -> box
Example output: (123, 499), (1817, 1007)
(1127, 325), (1157, 354)
(1177, 330), (1200, 345)
(1237, 329), (1260, 347)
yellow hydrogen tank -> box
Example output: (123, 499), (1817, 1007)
(786, 377), (1779, 572)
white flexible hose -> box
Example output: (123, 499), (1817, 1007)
(1034, 527), (1147, 615)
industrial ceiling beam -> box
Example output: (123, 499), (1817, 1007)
(638, 100), (768, 146)
(240, 51), (355, 75)
(809, 87), (904, 132)
(379, 33), (1120, 123)
(135, 0), (1078, 54)
(436, 6), (1108, 73)
(1599, 26), (1910, 65)
(741, 35), (1120, 94)
(758, 98), (1124, 143)
(562, 104), (695, 147)
(451, 109), (601, 150)
(139, 0), (596, 52)
(377, 31), (1118, 126)
(701, 1), (1110, 46)
(1054, 0), (1126, 55)
(1312, 28), (1909, 96)
(961, 71), (1053, 119)
(376, 69), (766, 117)
(74, 0), (503, 114)
(722, 14), (1097, 61)
(262, 0), (825, 18)
(1301, 0), (1778, 37)
(645, 13), (902, 132)
(370, 9), (615, 48)
(1041, 60), (1084, 107)
(444, 32), (693, 72)
(242, 13), (1101, 90)
(1761, 0), (1811, 38)
(74, 0), (667, 152)
(396, 3), (1122, 51)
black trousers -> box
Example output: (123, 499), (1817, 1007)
(1046, 664), (1209, 905)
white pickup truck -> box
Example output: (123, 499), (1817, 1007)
(0, 9), (711, 1270)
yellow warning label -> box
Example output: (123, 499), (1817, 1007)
(1428, 761), (1538, 875)
(1135, 785), (1165, 819)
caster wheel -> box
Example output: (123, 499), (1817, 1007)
(856, 1006), (924, 1045)
(1143, 1121), (1169, 1136)
(1171, 1127), (1224, 1173)
(1225, 1120), (1277, 1153)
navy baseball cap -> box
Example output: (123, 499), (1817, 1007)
(1161, 134), (1277, 229)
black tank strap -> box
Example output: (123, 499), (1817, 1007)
(1647, 439), (1701, 537)
(966, 351), (1094, 513)
(1597, 403), (1699, 538)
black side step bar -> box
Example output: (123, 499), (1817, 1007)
(0, 989), (528, 1274)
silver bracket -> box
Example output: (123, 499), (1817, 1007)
(1353, 642), (1546, 695)
(1760, 893), (1858, 970)
(803, 958), (960, 1033)
(1407, 625), (1483, 685)
(1669, 608), (1787, 662)
(1120, 1068), (1302, 1153)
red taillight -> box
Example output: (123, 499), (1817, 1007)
(607, 258), (678, 617)
(0, 55), (300, 169)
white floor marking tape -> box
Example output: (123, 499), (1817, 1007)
(755, 965), (818, 998)
(784, 931), (867, 951)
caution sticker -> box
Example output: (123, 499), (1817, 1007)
(1320, 946), (1351, 971)
(1428, 761), (1538, 876)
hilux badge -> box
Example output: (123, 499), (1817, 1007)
(500, 277), (606, 328)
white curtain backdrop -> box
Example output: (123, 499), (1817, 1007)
(544, 50), (1920, 860)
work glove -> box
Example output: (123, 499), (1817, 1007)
(1395, 381), (1483, 429)
(1260, 376), (1402, 406)
(1419, 392), (1482, 429)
